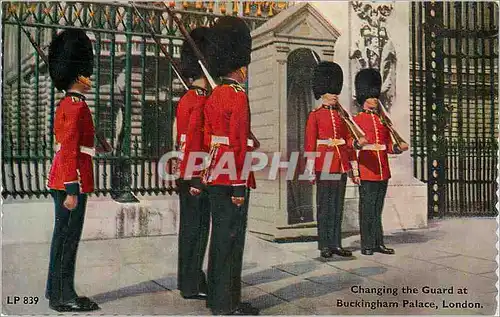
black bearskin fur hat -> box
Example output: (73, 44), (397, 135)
(180, 26), (214, 80)
(312, 61), (343, 100)
(354, 68), (382, 106)
(48, 29), (94, 91)
(207, 16), (252, 77)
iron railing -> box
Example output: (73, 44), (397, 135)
(1, 1), (290, 199)
(410, 1), (498, 218)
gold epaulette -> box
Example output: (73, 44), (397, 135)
(229, 84), (245, 93)
(71, 96), (82, 103)
(195, 88), (207, 96)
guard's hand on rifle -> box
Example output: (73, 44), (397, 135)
(357, 137), (368, 147)
(399, 142), (409, 152)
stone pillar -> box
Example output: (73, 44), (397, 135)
(379, 2), (427, 231)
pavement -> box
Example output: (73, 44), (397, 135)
(2, 217), (498, 315)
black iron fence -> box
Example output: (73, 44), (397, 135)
(445, 139), (498, 216)
(410, 1), (498, 218)
(1, 1), (285, 200)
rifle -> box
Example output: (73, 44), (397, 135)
(12, 14), (113, 153)
(130, 3), (189, 91)
(159, 2), (263, 148)
(310, 50), (367, 144)
(136, 2), (261, 149)
(157, 2), (218, 90)
(336, 103), (367, 142)
(377, 100), (408, 148)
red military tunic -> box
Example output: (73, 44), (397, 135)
(304, 105), (357, 174)
(353, 110), (399, 181)
(203, 79), (256, 192)
(47, 91), (95, 194)
(176, 87), (209, 180)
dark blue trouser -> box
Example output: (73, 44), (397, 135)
(316, 173), (347, 250)
(206, 186), (250, 315)
(358, 180), (389, 250)
(46, 190), (87, 305)
(177, 179), (210, 297)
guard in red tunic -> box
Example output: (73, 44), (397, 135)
(305, 61), (363, 259)
(175, 26), (212, 300)
(352, 68), (409, 256)
(45, 29), (99, 312)
(202, 16), (259, 316)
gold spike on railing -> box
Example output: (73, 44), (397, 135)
(182, 1), (189, 9)
(196, 1), (203, 9)
(8, 4), (17, 14)
(208, 1), (214, 12)
(268, 2), (274, 16)
(256, 2), (262, 16)
(220, 2), (227, 14)
(232, 1), (239, 15)
(277, 2), (287, 10)
(244, 1), (251, 15)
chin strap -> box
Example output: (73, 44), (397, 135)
(238, 67), (247, 81)
(77, 76), (92, 89)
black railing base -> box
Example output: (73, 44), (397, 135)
(112, 191), (140, 203)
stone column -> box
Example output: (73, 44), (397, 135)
(381, 1), (427, 231)
(346, 1), (427, 232)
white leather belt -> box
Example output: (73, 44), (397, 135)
(211, 135), (254, 147)
(316, 138), (346, 147)
(54, 144), (96, 157)
(362, 144), (387, 151)
(180, 134), (186, 143)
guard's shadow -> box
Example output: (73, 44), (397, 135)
(90, 259), (388, 314)
(346, 229), (446, 252)
(91, 278), (174, 304)
(247, 268), (384, 311)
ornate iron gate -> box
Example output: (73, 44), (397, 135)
(411, 2), (498, 218)
(1, 1), (287, 200)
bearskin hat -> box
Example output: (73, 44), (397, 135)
(180, 26), (214, 80)
(354, 68), (382, 106)
(207, 16), (252, 77)
(48, 29), (94, 91)
(312, 61), (343, 100)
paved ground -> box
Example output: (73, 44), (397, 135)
(2, 218), (498, 315)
